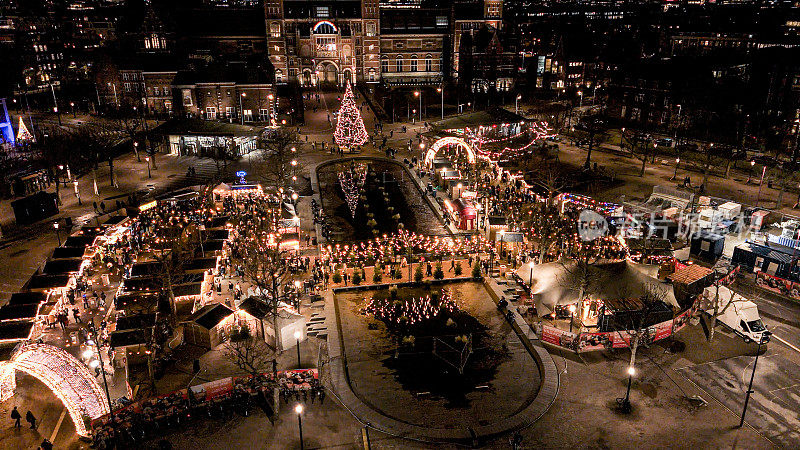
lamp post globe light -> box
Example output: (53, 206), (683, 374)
(295, 403), (305, 450)
(294, 329), (302, 368)
(617, 366), (636, 413)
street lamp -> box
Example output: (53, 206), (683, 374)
(295, 404), (305, 450)
(268, 94), (276, 126)
(618, 366), (636, 413)
(414, 90), (422, 122)
(568, 304), (576, 333)
(620, 127), (625, 149)
(239, 93), (246, 125)
(294, 330), (302, 368)
(515, 94), (522, 115)
(89, 321), (114, 422)
(456, 182), (463, 199)
(70, 101), (76, 118)
(53, 221), (61, 246)
(739, 331), (771, 428)
(747, 160), (755, 184)
(756, 162), (767, 206)
(671, 157), (680, 181)
(578, 90), (584, 109)
(145, 156), (151, 178)
(437, 87), (444, 120)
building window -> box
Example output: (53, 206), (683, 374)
(315, 6), (329, 18)
(369, 68), (376, 82)
(425, 54), (432, 72)
(206, 106), (217, 119)
(396, 56), (403, 72)
(381, 57), (389, 73)
(243, 109), (253, 121)
(276, 69), (284, 83)
(259, 109), (269, 121)
(123, 82), (131, 92)
(410, 56), (418, 72)
(226, 106), (235, 118)
(436, 16), (448, 26)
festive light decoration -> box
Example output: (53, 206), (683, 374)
(363, 290), (458, 329)
(338, 162), (368, 218)
(0, 343), (110, 437)
(16, 116), (32, 142)
(334, 82), (368, 150)
(425, 137), (477, 165)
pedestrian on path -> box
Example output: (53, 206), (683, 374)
(40, 438), (54, 450)
(25, 410), (36, 430)
(72, 307), (82, 323)
(10, 406), (21, 428)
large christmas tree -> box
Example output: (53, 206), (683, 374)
(334, 82), (368, 150)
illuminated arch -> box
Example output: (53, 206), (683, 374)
(425, 137), (477, 165)
(0, 343), (110, 437)
(313, 20), (338, 34)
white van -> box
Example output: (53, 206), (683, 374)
(702, 286), (769, 343)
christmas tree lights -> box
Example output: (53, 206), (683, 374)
(334, 82), (368, 150)
(338, 162), (367, 218)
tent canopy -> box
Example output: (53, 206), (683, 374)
(516, 259), (678, 316)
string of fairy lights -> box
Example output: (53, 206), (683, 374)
(338, 162), (368, 218)
(363, 290), (458, 329)
(333, 82), (369, 150)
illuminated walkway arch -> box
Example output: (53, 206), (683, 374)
(425, 137), (476, 166)
(0, 343), (109, 436)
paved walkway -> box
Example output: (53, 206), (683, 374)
(324, 277), (559, 445)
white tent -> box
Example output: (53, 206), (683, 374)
(516, 259), (678, 316)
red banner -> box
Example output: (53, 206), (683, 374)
(756, 271), (800, 301)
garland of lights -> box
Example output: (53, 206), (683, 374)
(338, 163), (368, 218)
(0, 343), (110, 437)
(333, 82), (369, 150)
(363, 291), (457, 329)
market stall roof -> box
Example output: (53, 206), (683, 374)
(207, 229), (229, 240)
(0, 303), (40, 321)
(63, 235), (95, 248)
(498, 231), (525, 243)
(27, 274), (70, 291)
(43, 258), (83, 275)
(207, 216), (230, 228)
(516, 259), (678, 316)
(130, 262), (162, 278)
(116, 314), (156, 331)
(155, 118), (260, 138)
(488, 216), (507, 227)
(52, 247), (86, 259)
(114, 292), (159, 311)
(8, 292), (46, 306)
(190, 303), (233, 330)
(0, 321), (34, 342)
(202, 240), (226, 252)
(433, 108), (525, 131)
(667, 264), (714, 286)
(184, 258), (217, 272)
(173, 283), (203, 298)
(239, 297), (269, 318)
(110, 329), (148, 348)
(103, 216), (127, 226)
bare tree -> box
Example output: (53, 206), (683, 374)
(230, 207), (295, 351)
(255, 129), (299, 192)
(614, 283), (671, 369)
(702, 268), (739, 342)
(224, 333), (276, 377)
(110, 104), (142, 162)
(521, 201), (572, 264)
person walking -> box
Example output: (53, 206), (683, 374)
(25, 410), (36, 430)
(10, 406), (21, 428)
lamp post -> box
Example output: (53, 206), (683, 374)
(294, 330), (302, 368)
(414, 90), (422, 122)
(53, 221), (61, 246)
(739, 331), (771, 428)
(145, 156), (151, 178)
(756, 163), (767, 206)
(50, 83), (62, 126)
(619, 366), (636, 413)
(671, 158), (680, 181)
(239, 92), (246, 125)
(268, 93), (275, 126)
(620, 127), (625, 149)
(515, 94), (522, 115)
(70, 101), (76, 118)
(73, 179), (81, 205)
(578, 90), (583, 109)
(568, 304), (576, 333)
(295, 404), (305, 450)
(437, 86), (444, 120)
(89, 321), (114, 421)
(456, 183), (463, 199)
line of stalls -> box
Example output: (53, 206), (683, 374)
(0, 216), (130, 347)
